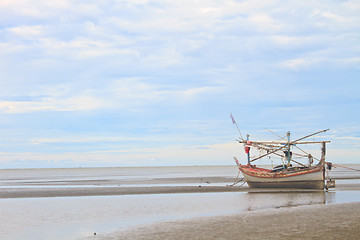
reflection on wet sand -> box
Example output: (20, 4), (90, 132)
(243, 191), (328, 211)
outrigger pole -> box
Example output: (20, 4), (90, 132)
(265, 128), (329, 163)
(250, 129), (330, 163)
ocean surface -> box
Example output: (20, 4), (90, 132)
(0, 165), (359, 240)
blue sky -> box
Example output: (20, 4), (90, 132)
(0, 0), (359, 168)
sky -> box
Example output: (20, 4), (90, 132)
(0, 0), (359, 168)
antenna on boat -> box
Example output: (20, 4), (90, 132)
(264, 128), (286, 141)
(230, 113), (244, 140)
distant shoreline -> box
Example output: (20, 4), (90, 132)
(0, 163), (359, 170)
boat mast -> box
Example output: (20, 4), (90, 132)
(246, 134), (250, 165)
(287, 131), (291, 165)
(322, 141), (326, 188)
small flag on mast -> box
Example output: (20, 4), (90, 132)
(230, 112), (244, 140)
(230, 113), (236, 124)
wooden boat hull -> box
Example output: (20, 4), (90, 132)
(238, 165), (324, 189)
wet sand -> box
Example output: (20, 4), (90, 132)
(103, 202), (360, 240)
(1, 184), (344, 199)
(0, 185), (246, 198)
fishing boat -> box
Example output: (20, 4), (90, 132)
(230, 114), (334, 189)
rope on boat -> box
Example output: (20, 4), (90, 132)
(331, 163), (360, 172)
(228, 170), (246, 187)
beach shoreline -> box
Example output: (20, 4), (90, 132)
(2, 182), (359, 198)
(100, 202), (360, 240)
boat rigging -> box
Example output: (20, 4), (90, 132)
(230, 113), (334, 189)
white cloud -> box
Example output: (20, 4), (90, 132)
(280, 57), (321, 71)
(280, 55), (360, 71)
(248, 13), (282, 32)
(109, 78), (223, 109)
(0, 76), (223, 114)
(7, 25), (45, 37)
(0, 101), (55, 113)
(0, 95), (105, 114)
(140, 47), (184, 67)
(36, 38), (133, 59)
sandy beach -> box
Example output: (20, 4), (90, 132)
(1, 166), (359, 240)
(102, 202), (360, 240)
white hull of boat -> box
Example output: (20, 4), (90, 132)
(239, 167), (324, 189)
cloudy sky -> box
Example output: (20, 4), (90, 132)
(0, 0), (359, 168)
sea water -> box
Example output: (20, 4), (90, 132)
(0, 165), (359, 240)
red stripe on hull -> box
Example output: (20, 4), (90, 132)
(239, 165), (322, 179)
